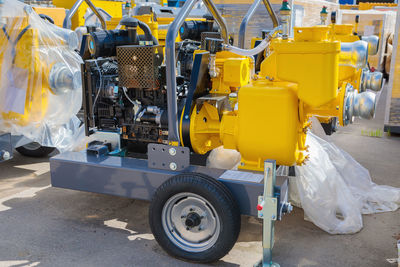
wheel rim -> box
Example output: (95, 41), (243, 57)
(22, 142), (42, 150)
(161, 192), (221, 253)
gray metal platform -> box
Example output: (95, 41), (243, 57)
(50, 151), (288, 217)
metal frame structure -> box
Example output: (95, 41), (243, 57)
(51, 152), (288, 217)
(238, 0), (279, 49)
(51, 151), (288, 266)
(0, 133), (35, 162)
(63, 0), (107, 29)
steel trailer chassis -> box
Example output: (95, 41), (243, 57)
(0, 133), (34, 162)
(50, 144), (291, 266)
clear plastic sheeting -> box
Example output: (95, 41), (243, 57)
(0, 0), (83, 152)
(280, 123), (400, 234)
(206, 146), (241, 170)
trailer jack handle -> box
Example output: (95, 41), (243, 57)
(254, 160), (292, 267)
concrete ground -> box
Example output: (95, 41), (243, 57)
(0, 87), (399, 267)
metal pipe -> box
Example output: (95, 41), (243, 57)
(203, 0), (228, 44)
(165, 0), (199, 144)
(63, 0), (106, 30)
(63, 0), (83, 29)
(238, 0), (261, 49)
(238, 0), (279, 49)
(262, 0), (279, 28)
(225, 26), (280, 56)
(84, 0), (107, 30)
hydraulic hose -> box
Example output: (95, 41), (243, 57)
(224, 26), (281, 56)
(137, 20), (154, 42)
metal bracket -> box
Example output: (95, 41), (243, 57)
(254, 160), (280, 267)
(258, 196), (277, 221)
(147, 144), (190, 171)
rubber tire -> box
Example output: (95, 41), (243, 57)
(149, 172), (241, 263)
(16, 144), (56, 158)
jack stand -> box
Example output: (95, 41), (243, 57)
(254, 160), (280, 267)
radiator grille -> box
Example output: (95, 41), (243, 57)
(117, 45), (163, 89)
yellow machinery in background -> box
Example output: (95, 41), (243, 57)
(53, 0), (123, 30)
(340, 2), (397, 10)
(0, 6), (81, 127)
(31, 6), (67, 27)
(0, 16), (49, 126)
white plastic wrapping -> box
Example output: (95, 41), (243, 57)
(289, 130), (400, 234)
(208, 120), (400, 234)
(0, 0), (83, 151)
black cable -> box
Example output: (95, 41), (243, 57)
(11, 25), (32, 65)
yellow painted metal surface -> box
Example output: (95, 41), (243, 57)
(190, 103), (222, 154)
(210, 51), (250, 94)
(225, 81), (300, 169)
(190, 26), (351, 170)
(32, 7), (66, 27)
(53, 0), (123, 29)
(358, 2), (397, 10)
(0, 22), (49, 126)
(263, 26), (340, 108)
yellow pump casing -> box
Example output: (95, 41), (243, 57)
(0, 22), (50, 126)
(221, 81), (300, 170)
(191, 26), (345, 171)
(210, 51), (250, 94)
(261, 27), (340, 108)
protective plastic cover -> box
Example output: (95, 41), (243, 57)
(286, 122), (400, 234)
(0, 0), (83, 151)
(208, 119), (400, 234)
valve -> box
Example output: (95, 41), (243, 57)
(320, 6), (328, 25)
(279, 0), (291, 39)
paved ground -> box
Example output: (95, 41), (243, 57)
(0, 87), (399, 267)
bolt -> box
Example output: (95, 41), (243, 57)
(169, 162), (177, 170)
(240, 162), (245, 166)
(198, 226), (203, 231)
(189, 208), (194, 211)
(169, 148), (176, 156)
(181, 215), (186, 219)
(1, 151), (11, 161)
(186, 227), (190, 231)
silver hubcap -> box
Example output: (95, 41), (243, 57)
(162, 192), (220, 253)
(22, 142), (42, 150)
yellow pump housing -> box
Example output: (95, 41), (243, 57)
(0, 18), (49, 126)
(0, 11), (82, 129)
(189, 26), (364, 171)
